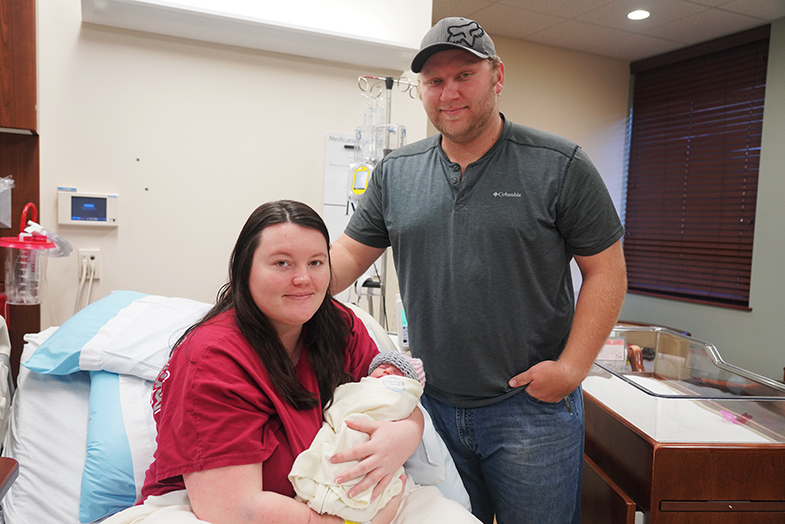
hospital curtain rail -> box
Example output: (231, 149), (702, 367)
(623, 25), (770, 310)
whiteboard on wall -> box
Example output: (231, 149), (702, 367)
(323, 133), (356, 244)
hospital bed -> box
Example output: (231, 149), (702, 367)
(0, 291), (468, 524)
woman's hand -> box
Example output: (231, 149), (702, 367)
(370, 475), (407, 524)
(331, 408), (423, 500)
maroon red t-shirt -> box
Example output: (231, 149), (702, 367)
(140, 306), (378, 501)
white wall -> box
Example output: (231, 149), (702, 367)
(37, 0), (430, 327)
(620, 18), (785, 382)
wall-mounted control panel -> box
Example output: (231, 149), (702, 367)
(58, 188), (119, 227)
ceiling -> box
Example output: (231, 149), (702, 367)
(431, 0), (785, 62)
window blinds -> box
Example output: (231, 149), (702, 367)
(625, 27), (769, 309)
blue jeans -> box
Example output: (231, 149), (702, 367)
(421, 386), (584, 524)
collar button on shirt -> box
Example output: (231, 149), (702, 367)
(451, 164), (461, 185)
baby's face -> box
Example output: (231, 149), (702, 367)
(370, 363), (405, 378)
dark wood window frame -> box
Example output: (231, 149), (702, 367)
(624, 26), (770, 310)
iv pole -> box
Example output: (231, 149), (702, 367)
(354, 75), (415, 329)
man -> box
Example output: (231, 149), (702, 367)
(330, 16), (627, 524)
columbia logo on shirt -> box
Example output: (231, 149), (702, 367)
(493, 191), (522, 198)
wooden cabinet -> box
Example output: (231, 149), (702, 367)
(581, 454), (637, 524)
(0, 0), (40, 383)
(585, 393), (785, 523)
(1, 0), (37, 131)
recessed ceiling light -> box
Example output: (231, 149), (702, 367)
(628, 10), (651, 21)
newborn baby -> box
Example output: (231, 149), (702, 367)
(289, 351), (425, 522)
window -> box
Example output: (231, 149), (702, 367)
(624, 26), (770, 310)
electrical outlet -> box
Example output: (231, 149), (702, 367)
(78, 248), (101, 280)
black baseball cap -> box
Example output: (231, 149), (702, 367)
(411, 17), (497, 73)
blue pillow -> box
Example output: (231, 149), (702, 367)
(80, 370), (156, 523)
(24, 291), (146, 375)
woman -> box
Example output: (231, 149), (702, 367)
(106, 200), (423, 524)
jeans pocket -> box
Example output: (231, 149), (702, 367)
(521, 387), (577, 415)
(520, 386), (563, 406)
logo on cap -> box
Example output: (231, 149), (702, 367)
(447, 21), (485, 49)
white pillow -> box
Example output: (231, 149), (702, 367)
(23, 291), (211, 380)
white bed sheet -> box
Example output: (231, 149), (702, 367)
(2, 328), (89, 524)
